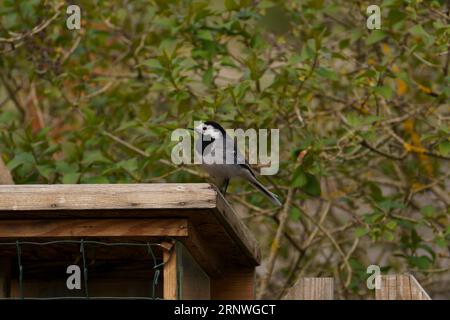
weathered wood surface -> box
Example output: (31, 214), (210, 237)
(163, 241), (178, 300)
(0, 184), (216, 210)
(181, 223), (222, 277)
(375, 274), (431, 300)
(0, 184), (260, 268)
(0, 219), (188, 238)
(283, 277), (334, 300)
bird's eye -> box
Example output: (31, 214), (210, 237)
(202, 126), (207, 131)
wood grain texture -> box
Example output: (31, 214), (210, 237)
(0, 184), (261, 267)
(210, 267), (255, 300)
(0, 219), (188, 238)
(283, 277), (334, 300)
(163, 243), (178, 300)
(0, 184), (216, 211)
(375, 274), (431, 300)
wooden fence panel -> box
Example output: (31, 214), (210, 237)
(375, 274), (431, 300)
(283, 277), (334, 300)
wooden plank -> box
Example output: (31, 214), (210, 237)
(180, 223), (223, 277)
(375, 274), (431, 300)
(283, 277), (334, 300)
(0, 184), (216, 211)
(0, 258), (11, 297)
(210, 267), (255, 300)
(163, 242), (178, 300)
(0, 219), (188, 238)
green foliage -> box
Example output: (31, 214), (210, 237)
(0, 0), (449, 299)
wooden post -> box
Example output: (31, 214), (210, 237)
(283, 277), (334, 300)
(375, 274), (431, 300)
(163, 242), (178, 300)
(0, 219), (188, 238)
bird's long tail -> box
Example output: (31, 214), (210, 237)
(247, 175), (282, 207)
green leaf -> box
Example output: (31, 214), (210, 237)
(203, 67), (214, 85)
(374, 85), (393, 99)
(63, 172), (81, 184)
(407, 256), (431, 270)
(117, 158), (138, 173)
(434, 236), (446, 249)
(225, 0), (239, 11)
(379, 200), (405, 210)
(438, 140), (450, 156)
(289, 207), (302, 221)
(80, 175), (110, 183)
(291, 167), (307, 188)
(316, 67), (339, 81)
(366, 30), (388, 45)
(420, 205), (435, 218)
(354, 227), (369, 237)
(36, 165), (53, 180)
(304, 173), (321, 197)
(386, 220), (397, 230)
(409, 25), (430, 38)
(142, 59), (163, 70)
(197, 30), (214, 41)
(384, 231), (394, 241)
(259, 1), (275, 9)
(82, 151), (111, 165)
(7, 152), (35, 170)
(369, 183), (384, 201)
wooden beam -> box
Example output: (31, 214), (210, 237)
(0, 184), (216, 211)
(283, 277), (334, 300)
(375, 274), (431, 300)
(0, 219), (188, 238)
(180, 223), (223, 277)
(210, 267), (255, 300)
(163, 241), (178, 300)
(214, 191), (261, 265)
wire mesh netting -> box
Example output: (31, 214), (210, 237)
(0, 239), (171, 300)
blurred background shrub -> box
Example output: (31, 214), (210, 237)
(0, 0), (449, 299)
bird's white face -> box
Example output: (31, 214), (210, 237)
(194, 122), (223, 140)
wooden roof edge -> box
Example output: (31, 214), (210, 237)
(0, 183), (261, 266)
(0, 183), (217, 210)
(213, 190), (261, 265)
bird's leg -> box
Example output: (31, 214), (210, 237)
(221, 178), (230, 195)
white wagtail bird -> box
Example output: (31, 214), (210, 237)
(190, 121), (282, 207)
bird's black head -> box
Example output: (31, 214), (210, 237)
(193, 120), (226, 138)
(203, 121), (226, 135)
